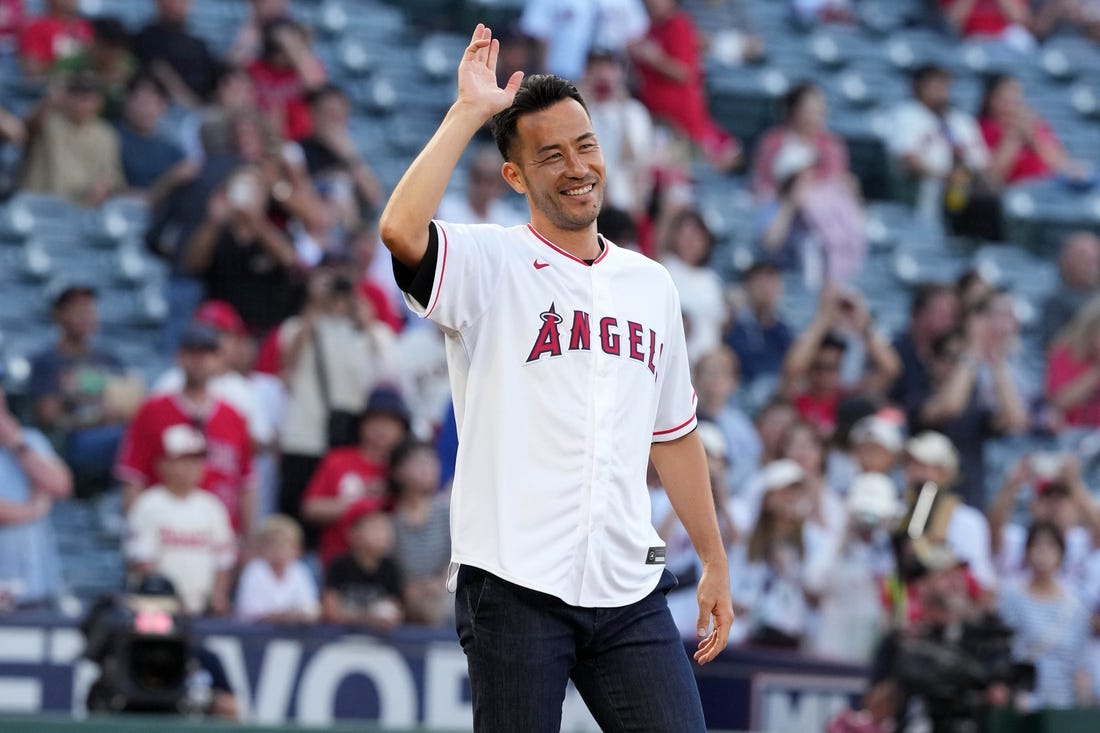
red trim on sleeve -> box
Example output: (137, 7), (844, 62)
(653, 414), (696, 436)
(424, 223), (449, 318)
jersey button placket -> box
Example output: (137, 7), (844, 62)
(585, 264), (615, 595)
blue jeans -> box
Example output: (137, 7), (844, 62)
(454, 565), (707, 733)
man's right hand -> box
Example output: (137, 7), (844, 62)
(456, 24), (524, 122)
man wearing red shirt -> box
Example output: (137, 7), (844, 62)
(247, 18), (325, 141)
(19, 0), (91, 77)
(302, 387), (410, 566)
(116, 324), (255, 538)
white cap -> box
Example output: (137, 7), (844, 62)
(850, 415), (904, 454)
(906, 431), (959, 478)
(162, 424), (206, 458)
(761, 459), (805, 493)
(772, 139), (817, 183)
(847, 472), (904, 521)
(696, 422), (727, 461)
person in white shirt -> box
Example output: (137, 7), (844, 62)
(581, 52), (655, 217)
(885, 64), (991, 225)
(519, 0), (649, 82)
(902, 431), (997, 592)
(659, 208), (728, 361)
(124, 424), (236, 616)
(235, 513), (319, 624)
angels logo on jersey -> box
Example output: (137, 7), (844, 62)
(526, 302), (663, 379)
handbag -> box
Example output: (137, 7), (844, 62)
(312, 326), (359, 448)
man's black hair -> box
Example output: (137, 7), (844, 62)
(91, 16), (129, 47)
(910, 282), (954, 319)
(490, 74), (588, 162)
(305, 82), (348, 108)
(912, 63), (950, 89)
(126, 69), (170, 101)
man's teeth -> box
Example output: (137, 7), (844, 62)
(563, 184), (594, 196)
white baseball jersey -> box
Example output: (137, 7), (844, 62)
(401, 220), (698, 608)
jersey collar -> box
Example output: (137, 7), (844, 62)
(526, 224), (610, 267)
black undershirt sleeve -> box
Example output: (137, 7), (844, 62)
(391, 223), (440, 310)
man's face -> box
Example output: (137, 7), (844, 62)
(905, 458), (948, 489)
(55, 295), (98, 341)
(312, 93), (349, 133)
(917, 292), (958, 340)
(918, 74), (951, 114)
(124, 83), (167, 133)
(158, 0), (191, 24)
(746, 270), (782, 312)
(64, 90), (103, 124)
(807, 345), (843, 395)
(178, 347), (220, 387)
(503, 99), (605, 234)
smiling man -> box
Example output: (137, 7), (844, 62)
(379, 24), (731, 733)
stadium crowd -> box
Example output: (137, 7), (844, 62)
(4, 0), (1100, 723)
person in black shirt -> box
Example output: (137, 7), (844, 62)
(132, 0), (220, 106)
(322, 504), (405, 632)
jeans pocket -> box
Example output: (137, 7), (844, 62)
(456, 565), (493, 637)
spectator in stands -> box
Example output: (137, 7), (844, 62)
(52, 16), (134, 122)
(278, 265), (399, 527)
(885, 65), (996, 233)
(322, 504), (404, 631)
(349, 222), (404, 335)
(978, 74), (1086, 188)
(117, 324), (255, 537)
(752, 83), (850, 202)
(976, 287), (1036, 407)
(132, 0), (220, 107)
(755, 397), (799, 465)
(21, 71), (123, 207)
(124, 424), (235, 616)
(909, 320), (1028, 507)
(902, 431), (997, 590)
(889, 283), (960, 413)
(117, 72), (188, 199)
(989, 453), (1100, 593)
(248, 18), (325, 142)
(659, 208), (727, 360)
(299, 84), (383, 232)
(780, 287), (901, 436)
(694, 347), (762, 492)
(389, 440), (450, 626)
(0, 0), (24, 47)
(956, 269), (994, 313)
(0, 368), (72, 611)
(1041, 231), (1100, 348)
(729, 459), (814, 648)
(229, 0), (290, 66)
(234, 513), (319, 624)
(848, 412), (905, 476)
(302, 387), (410, 566)
(520, 0), (649, 83)
(631, 0), (740, 172)
(29, 285), (140, 494)
(1046, 295), (1100, 430)
(581, 51), (655, 218)
(153, 301), (271, 450)
(940, 0), (1036, 51)
(725, 262), (794, 389)
(999, 521), (1093, 708)
(781, 420), (846, 550)
(18, 0), (91, 78)
(808, 472), (901, 663)
(181, 157), (302, 334)
(436, 146), (525, 227)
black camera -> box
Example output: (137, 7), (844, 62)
(82, 586), (192, 715)
(330, 274), (354, 295)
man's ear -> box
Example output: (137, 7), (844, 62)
(502, 161), (526, 195)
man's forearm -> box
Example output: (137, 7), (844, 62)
(379, 101), (489, 267)
(650, 431), (727, 567)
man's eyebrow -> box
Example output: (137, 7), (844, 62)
(534, 132), (597, 157)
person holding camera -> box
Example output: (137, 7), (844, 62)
(780, 284), (901, 437)
(276, 260), (398, 531)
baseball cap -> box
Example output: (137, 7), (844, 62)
(760, 459), (805, 493)
(696, 421), (727, 461)
(361, 386), (411, 428)
(906, 431), (959, 478)
(850, 415), (904, 454)
(194, 300), (246, 335)
(162, 423), (206, 458)
(847, 472), (904, 521)
(178, 323), (221, 352)
(772, 140), (816, 183)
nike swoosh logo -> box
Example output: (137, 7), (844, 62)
(533, 260), (550, 270)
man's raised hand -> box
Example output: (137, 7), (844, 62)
(457, 24), (524, 121)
